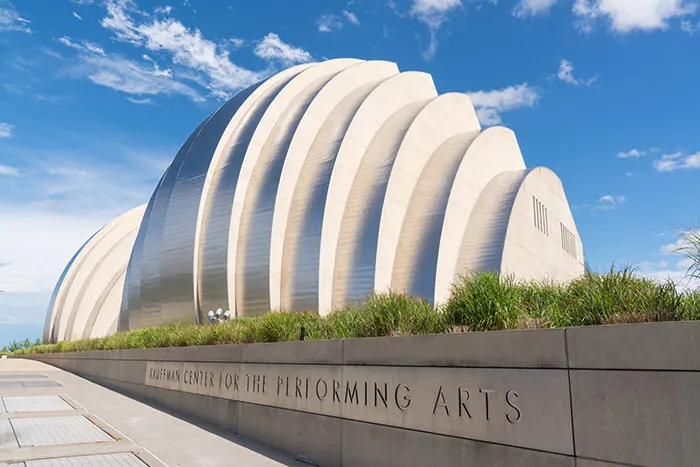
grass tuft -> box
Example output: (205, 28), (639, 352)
(12, 268), (700, 355)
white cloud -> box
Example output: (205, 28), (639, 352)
(73, 11), (83, 20)
(58, 36), (202, 101)
(513, 0), (558, 17)
(557, 59), (596, 86)
(409, 0), (462, 60)
(58, 36), (106, 55)
(254, 33), (313, 66)
(681, 19), (700, 33)
(597, 194), (626, 209)
(0, 164), (20, 176)
(0, 122), (14, 138)
(653, 151), (700, 172)
(317, 13), (344, 32)
(467, 83), (540, 125)
(0, 143), (170, 306)
(617, 148), (647, 158)
(126, 96), (154, 104)
(228, 37), (245, 49)
(317, 9), (361, 33)
(99, 0), (304, 99)
(343, 10), (361, 25)
(573, 0), (697, 33)
(0, 0), (31, 33)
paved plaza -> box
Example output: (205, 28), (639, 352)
(0, 358), (306, 466)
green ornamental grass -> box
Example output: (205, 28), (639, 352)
(11, 267), (700, 355)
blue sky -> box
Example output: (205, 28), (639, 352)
(1, 0), (699, 347)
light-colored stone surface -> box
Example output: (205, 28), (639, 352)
(0, 359), (306, 466)
(340, 418), (575, 467)
(143, 361), (573, 454)
(567, 321), (700, 370)
(570, 369), (700, 466)
(341, 328), (567, 368)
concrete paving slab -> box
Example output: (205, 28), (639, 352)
(11, 416), (113, 447)
(0, 359), (307, 466)
(0, 375), (46, 380)
(2, 398), (72, 414)
(8, 452), (147, 466)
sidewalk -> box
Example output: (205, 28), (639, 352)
(0, 358), (306, 466)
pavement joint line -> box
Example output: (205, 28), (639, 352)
(0, 439), (140, 463)
(82, 409), (168, 466)
(1, 410), (88, 420)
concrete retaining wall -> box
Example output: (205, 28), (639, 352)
(24, 321), (700, 467)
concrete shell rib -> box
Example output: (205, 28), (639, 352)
(44, 205), (146, 343)
(318, 71), (437, 315)
(433, 127), (526, 305)
(374, 94), (481, 296)
(273, 60), (400, 313)
(194, 63), (311, 321)
(457, 168), (585, 282)
(231, 59), (361, 316)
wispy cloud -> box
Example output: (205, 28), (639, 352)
(617, 148), (648, 158)
(254, 33), (313, 66)
(0, 164), (20, 176)
(343, 10), (361, 25)
(467, 83), (540, 125)
(408, 0), (462, 60)
(573, 0), (696, 33)
(0, 140), (172, 307)
(0, 0), (31, 33)
(126, 96), (155, 105)
(681, 19), (700, 34)
(317, 13), (344, 32)
(513, 0), (558, 18)
(557, 59), (596, 86)
(58, 37), (203, 102)
(597, 194), (626, 210)
(0, 122), (14, 138)
(317, 10), (361, 32)
(73, 11), (83, 20)
(653, 151), (700, 172)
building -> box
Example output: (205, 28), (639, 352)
(44, 58), (584, 343)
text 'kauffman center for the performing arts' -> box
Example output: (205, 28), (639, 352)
(43, 58), (585, 344)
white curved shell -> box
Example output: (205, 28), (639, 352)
(47, 58), (585, 339)
(43, 205), (146, 343)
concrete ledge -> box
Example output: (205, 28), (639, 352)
(25, 321), (700, 467)
(238, 402), (342, 467)
(342, 329), (567, 368)
(242, 340), (342, 365)
(340, 419), (575, 467)
(566, 321), (700, 370)
(570, 369), (700, 466)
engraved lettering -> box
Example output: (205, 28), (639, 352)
(480, 388), (495, 421)
(316, 378), (328, 400)
(345, 381), (359, 404)
(458, 387), (472, 418)
(295, 377), (303, 398)
(506, 390), (521, 424)
(333, 379), (341, 402)
(225, 373), (233, 390)
(277, 376), (283, 395)
(263, 375), (267, 394)
(374, 382), (388, 408)
(234, 373), (240, 391)
(394, 384), (411, 411)
(433, 386), (449, 416)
